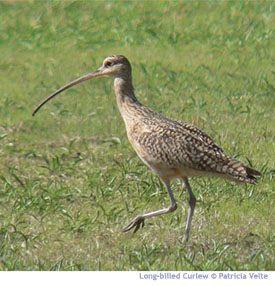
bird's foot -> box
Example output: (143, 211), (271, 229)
(179, 231), (194, 246)
(183, 233), (189, 243)
(122, 216), (145, 233)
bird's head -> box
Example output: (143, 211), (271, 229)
(32, 55), (131, 116)
(100, 55), (132, 78)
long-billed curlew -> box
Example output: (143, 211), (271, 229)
(33, 55), (261, 242)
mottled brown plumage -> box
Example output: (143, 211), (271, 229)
(33, 55), (261, 242)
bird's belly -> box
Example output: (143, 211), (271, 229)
(136, 153), (201, 181)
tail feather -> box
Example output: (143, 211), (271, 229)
(244, 166), (262, 184)
(218, 159), (262, 184)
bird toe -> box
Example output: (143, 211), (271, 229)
(122, 216), (145, 233)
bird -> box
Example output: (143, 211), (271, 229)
(33, 55), (261, 242)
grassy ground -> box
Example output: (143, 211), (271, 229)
(0, 1), (274, 271)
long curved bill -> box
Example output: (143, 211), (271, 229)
(32, 69), (103, 116)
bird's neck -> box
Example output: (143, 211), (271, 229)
(114, 77), (141, 117)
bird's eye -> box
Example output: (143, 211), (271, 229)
(105, 61), (114, 68)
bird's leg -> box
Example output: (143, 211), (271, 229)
(122, 180), (177, 233)
(182, 177), (196, 242)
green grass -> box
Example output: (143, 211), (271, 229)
(0, 1), (274, 271)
